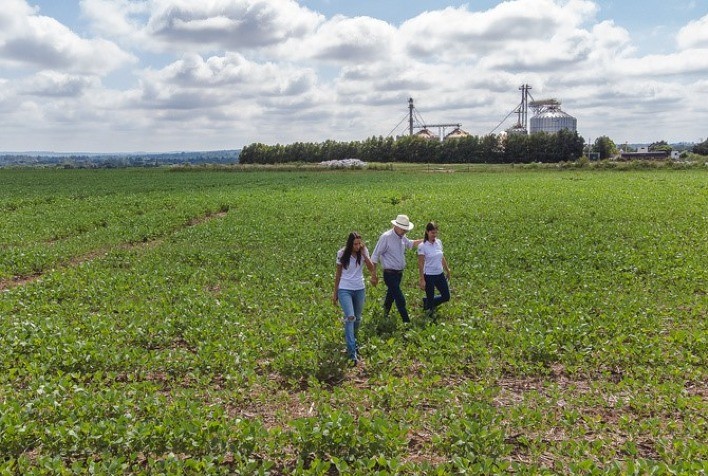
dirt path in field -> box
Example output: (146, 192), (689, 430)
(0, 210), (227, 292)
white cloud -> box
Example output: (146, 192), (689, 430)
(109, 51), (340, 147)
(0, 0), (37, 25)
(147, 0), (321, 49)
(283, 15), (397, 63)
(676, 13), (708, 49)
(400, 0), (597, 60)
(82, 0), (324, 52)
(0, 0), (134, 74)
(138, 53), (320, 104)
(21, 71), (101, 97)
(616, 49), (708, 77)
(80, 0), (150, 39)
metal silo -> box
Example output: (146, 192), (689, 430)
(529, 99), (576, 134)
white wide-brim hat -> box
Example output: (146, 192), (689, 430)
(391, 214), (414, 231)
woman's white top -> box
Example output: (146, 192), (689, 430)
(417, 239), (445, 275)
(336, 247), (369, 290)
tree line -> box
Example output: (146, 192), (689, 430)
(240, 130), (586, 165)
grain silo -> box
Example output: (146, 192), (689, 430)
(413, 128), (439, 140)
(444, 127), (470, 140)
(505, 124), (527, 135)
(529, 99), (576, 134)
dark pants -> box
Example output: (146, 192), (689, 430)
(424, 273), (450, 312)
(383, 270), (409, 322)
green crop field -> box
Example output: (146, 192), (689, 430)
(0, 167), (706, 475)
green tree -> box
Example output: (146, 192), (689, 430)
(649, 140), (672, 152)
(455, 135), (483, 164)
(556, 129), (585, 162)
(593, 136), (617, 159)
(691, 138), (708, 155)
(480, 134), (503, 163)
(502, 133), (527, 163)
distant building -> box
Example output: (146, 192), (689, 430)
(620, 149), (671, 160)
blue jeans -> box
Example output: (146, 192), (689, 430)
(337, 288), (365, 360)
(424, 273), (450, 312)
(383, 270), (409, 322)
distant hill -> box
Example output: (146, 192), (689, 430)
(0, 150), (240, 168)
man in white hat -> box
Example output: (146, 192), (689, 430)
(370, 214), (421, 323)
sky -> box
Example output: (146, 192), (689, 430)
(1, 0), (707, 153)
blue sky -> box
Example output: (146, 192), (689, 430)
(1, 0), (706, 152)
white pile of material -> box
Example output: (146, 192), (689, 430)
(318, 159), (367, 168)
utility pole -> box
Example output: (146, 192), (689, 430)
(409, 98), (414, 136)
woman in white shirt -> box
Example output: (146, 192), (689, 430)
(417, 222), (451, 318)
(333, 232), (376, 364)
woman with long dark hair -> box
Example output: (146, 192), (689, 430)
(333, 232), (376, 364)
(417, 222), (451, 318)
